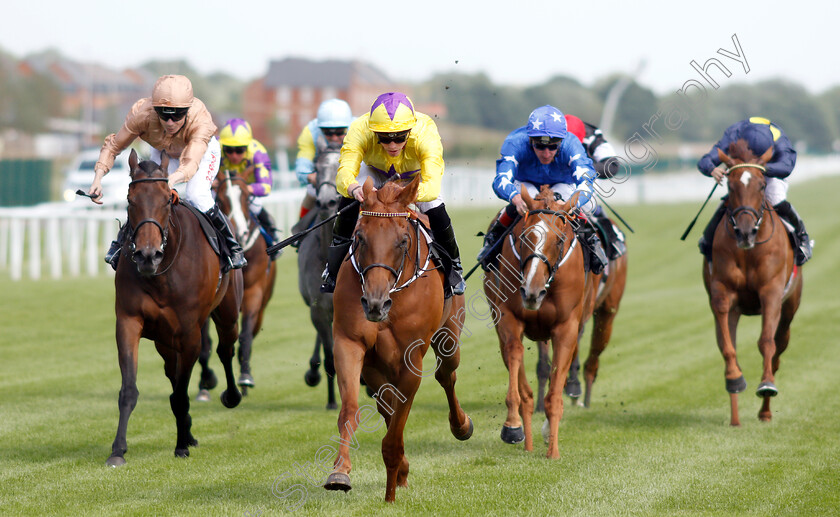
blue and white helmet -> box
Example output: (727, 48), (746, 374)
(526, 105), (567, 142)
(317, 99), (353, 128)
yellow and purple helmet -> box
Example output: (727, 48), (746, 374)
(368, 92), (417, 133)
(219, 118), (253, 147)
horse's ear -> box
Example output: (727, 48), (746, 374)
(398, 174), (421, 207)
(361, 176), (375, 201)
(159, 151), (170, 174)
(717, 148), (735, 168)
(521, 186), (537, 211)
(758, 146), (774, 166)
(128, 149), (138, 175)
(565, 191), (582, 214)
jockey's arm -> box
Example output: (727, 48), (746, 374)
(249, 145), (273, 196)
(414, 132), (445, 203)
(336, 123), (368, 199)
(295, 125), (316, 187)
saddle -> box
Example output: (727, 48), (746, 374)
(179, 202), (231, 272)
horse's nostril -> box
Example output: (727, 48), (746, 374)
(360, 296), (369, 313)
(382, 299), (392, 312)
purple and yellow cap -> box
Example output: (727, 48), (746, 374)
(369, 92), (417, 133)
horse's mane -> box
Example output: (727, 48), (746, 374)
(727, 139), (760, 163)
(532, 185), (561, 211)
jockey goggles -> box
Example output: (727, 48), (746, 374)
(154, 106), (189, 122)
(223, 145), (247, 155)
(530, 136), (561, 151)
(321, 128), (347, 137)
(376, 131), (410, 144)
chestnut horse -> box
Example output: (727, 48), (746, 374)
(195, 172), (277, 396)
(703, 140), (803, 426)
(536, 216), (628, 409)
(297, 148), (341, 409)
(483, 185), (589, 458)
(324, 176), (473, 502)
(107, 150), (243, 466)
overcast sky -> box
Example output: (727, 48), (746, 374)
(4, 0), (839, 95)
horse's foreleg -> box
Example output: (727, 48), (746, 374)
(536, 340), (551, 412)
(545, 319), (580, 460)
(213, 288), (242, 409)
(499, 327), (527, 447)
(429, 311), (472, 441)
(379, 373), (421, 503)
(196, 319), (217, 398)
(710, 287), (743, 426)
(238, 307), (258, 387)
(324, 336), (364, 493)
(516, 359), (535, 452)
(107, 317), (143, 467)
(756, 294), (784, 420)
(314, 310), (337, 410)
(156, 337), (200, 457)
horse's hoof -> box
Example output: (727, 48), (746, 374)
(326, 402), (338, 410)
(188, 436), (198, 448)
(500, 425), (525, 444)
(105, 455), (126, 468)
(725, 375), (747, 394)
(564, 380), (582, 398)
(756, 381), (778, 397)
(220, 389), (242, 408)
(453, 416), (474, 441)
(238, 373), (255, 388)
(196, 389), (211, 402)
(199, 370), (218, 391)
(174, 448), (190, 458)
(304, 369), (321, 387)
(324, 472), (352, 492)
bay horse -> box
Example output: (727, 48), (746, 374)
(536, 216), (628, 409)
(107, 149), (243, 467)
(703, 140), (803, 426)
(483, 185), (588, 458)
(297, 148), (341, 409)
(324, 176), (473, 502)
(196, 171), (277, 397)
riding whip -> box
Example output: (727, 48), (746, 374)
(680, 183), (718, 241)
(463, 216), (521, 281)
(265, 200), (360, 255)
(594, 191), (634, 233)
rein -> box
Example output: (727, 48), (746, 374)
(725, 162), (776, 246)
(351, 210), (433, 294)
(127, 177), (182, 276)
(512, 209), (575, 289)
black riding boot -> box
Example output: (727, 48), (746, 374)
(257, 208), (282, 260)
(698, 197), (728, 260)
(427, 205), (466, 296)
(320, 236), (352, 293)
(578, 225), (608, 275)
(320, 197), (359, 293)
(207, 205), (247, 270)
(477, 218), (508, 265)
(104, 222), (131, 271)
(593, 209), (626, 260)
(774, 201), (813, 265)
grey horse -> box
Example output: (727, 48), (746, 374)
(297, 146), (341, 409)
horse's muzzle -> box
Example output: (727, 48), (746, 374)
(133, 247), (164, 275)
(361, 295), (392, 322)
(520, 286), (547, 311)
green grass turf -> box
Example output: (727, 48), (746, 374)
(1, 176), (839, 516)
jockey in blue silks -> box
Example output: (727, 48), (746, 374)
(478, 105), (608, 274)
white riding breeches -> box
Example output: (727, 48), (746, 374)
(765, 177), (788, 206)
(151, 137), (221, 213)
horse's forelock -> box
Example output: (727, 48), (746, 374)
(134, 160), (167, 179)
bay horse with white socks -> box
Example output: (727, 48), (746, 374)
(703, 140), (803, 426)
(107, 150), (243, 466)
(484, 185), (589, 458)
(324, 176), (473, 502)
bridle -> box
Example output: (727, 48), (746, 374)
(351, 210), (431, 294)
(512, 209), (574, 289)
(127, 176), (181, 275)
(725, 163), (775, 245)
